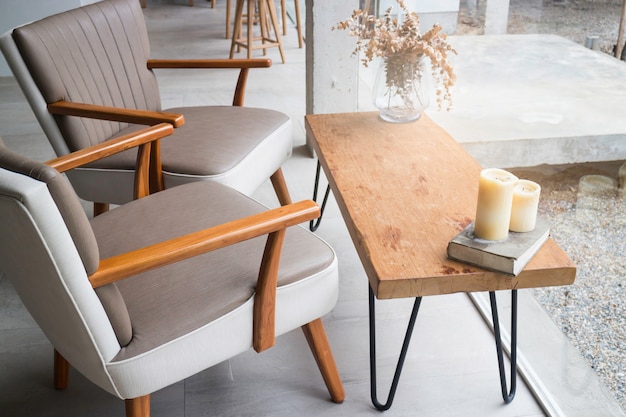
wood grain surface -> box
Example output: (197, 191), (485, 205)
(306, 112), (576, 299)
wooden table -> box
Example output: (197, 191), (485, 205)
(305, 112), (576, 410)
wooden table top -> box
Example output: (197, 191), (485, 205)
(306, 112), (576, 299)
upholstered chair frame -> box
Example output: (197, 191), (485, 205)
(0, 0), (293, 216)
(0, 125), (344, 417)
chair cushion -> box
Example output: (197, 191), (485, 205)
(86, 106), (291, 174)
(90, 181), (335, 361)
(77, 105), (292, 200)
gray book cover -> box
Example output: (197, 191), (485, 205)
(447, 218), (550, 276)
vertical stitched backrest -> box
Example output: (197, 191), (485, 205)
(11, 0), (161, 152)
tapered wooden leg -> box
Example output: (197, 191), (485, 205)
(302, 318), (345, 403)
(54, 349), (70, 390)
(270, 168), (292, 206)
(125, 395), (150, 417)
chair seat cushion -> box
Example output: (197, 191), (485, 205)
(88, 106), (291, 175)
(160, 106), (291, 175)
(90, 181), (336, 364)
(76, 105), (292, 202)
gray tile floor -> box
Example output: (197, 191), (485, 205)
(0, 2), (622, 416)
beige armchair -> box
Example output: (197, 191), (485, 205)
(0, 0), (293, 216)
(0, 125), (344, 417)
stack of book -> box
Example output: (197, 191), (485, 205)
(447, 218), (550, 276)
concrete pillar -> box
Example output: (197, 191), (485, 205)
(305, 0), (359, 114)
(305, 0), (359, 128)
(484, 0), (510, 34)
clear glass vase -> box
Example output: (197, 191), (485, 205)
(373, 54), (430, 123)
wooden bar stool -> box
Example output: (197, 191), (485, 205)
(229, 0), (286, 63)
(279, 0), (303, 48)
(225, 0), (302, 48)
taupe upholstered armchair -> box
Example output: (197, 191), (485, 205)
(0, 0), (293, 216)
(0, 126), (344, 417)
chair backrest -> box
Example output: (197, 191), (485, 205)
(0, 0), (161, 156)
(0, 142), (122, 395)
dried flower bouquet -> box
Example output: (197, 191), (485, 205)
(335, 0), (457, 110)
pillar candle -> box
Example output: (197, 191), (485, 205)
(474, 168), (519, 241)
(509, 180), (541, 232)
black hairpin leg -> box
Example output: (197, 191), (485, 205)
(369, 285), (422, 411)
(309, 160), (331, 232)
(489, 290), (517, 404)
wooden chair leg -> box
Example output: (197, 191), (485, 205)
(54, 349), (70, 390)
(270, 168), (292, 206)
(301, 318), (345, 404)
(93, 202), (109, 217)
(126, 395), (150, 417)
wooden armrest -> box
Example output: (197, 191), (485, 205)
(147, 58), (272, 69)
(146, 58), (273, 106)
(88, 200), (320, 288)
(45, 123), (174, 173)
(90, 198), (320, 353)
(48, 101), (185, 128)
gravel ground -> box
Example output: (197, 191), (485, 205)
(456, 0), (626, 410)
(457, 2), (625, 410)
(510, 162), (626, 412)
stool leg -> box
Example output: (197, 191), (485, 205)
(294, 0), (303, 48)
(225, 0), (232, 39)
(281, 0), (287, 35)
(229, 0), (244, 58)
(258, 0), (269, 56)
(246, 0), (255, 58)
(265, 0), (285, 63)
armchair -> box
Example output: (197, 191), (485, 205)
(0, 0), (293, 216)
(0, 125), (344, 417)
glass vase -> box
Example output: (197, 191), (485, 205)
(373, 54), (430, 123)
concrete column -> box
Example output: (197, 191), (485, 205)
(484, 0), (510, 34)
(305, 0), (359, 144)
(305, 0), (359, 115)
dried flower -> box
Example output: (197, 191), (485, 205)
(334, 0), (457, 110)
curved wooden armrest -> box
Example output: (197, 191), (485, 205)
(88, 200), (320, 288)
(48, 101), (185, 128)
(146, 58), (273, 106)
(147, 58), (272, 69)
(45, 123), (174, 173)
(90, 198), (320, 353)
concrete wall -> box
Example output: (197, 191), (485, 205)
(0, 0), (99, 76)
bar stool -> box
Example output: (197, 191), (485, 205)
(225, 0), (302, 49)
(229, 0), (286, 63)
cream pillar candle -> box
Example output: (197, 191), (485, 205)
(510, 180), (541, 232)
(474, 168), (519, 241)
